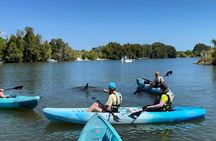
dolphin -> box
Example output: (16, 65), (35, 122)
(71, 83), (104, 95)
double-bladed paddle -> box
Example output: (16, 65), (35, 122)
(142, 70), (173, 83)
(92, 97), (121, 122)
(4, 85), (23, 91)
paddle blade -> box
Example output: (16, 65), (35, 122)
(165, 71), (173, 76)
(14, 85), (23, 90)
(112, 114), (120, 122)
(133, 88), (143, 94)
(129, 111), (142, 119)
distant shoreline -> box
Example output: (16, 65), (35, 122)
(193, 58), (213, 65)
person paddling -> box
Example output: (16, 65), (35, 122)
(144, 86), (174, 112)
(87, 82), (122, 113)
(150, 71), (166, 88)
(129, 86), (174, 119)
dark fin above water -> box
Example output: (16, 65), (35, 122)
(84, 83), (88, 89)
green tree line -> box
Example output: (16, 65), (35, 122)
(1, 26), (215, 63)
(182, 40), (216, 65)
(0, 26), (180, 62)
(90, 42), (177, 60)
(177, 43), (211, 58)
(0, 27), (78, 62)
(0, 27), (202, 62)
(211, 39), (216, 65)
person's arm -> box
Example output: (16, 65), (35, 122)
(146, 94), (168, 109)
(146, 101), (165, 109)
(106, 95), (114, 111)
(106, 105), (112, 111)
(150, 77), (158, 86)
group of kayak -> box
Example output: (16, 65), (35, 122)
(43, 71), (206, 140)
(0, 72), (206, 141)
(43, 71), (206, 125)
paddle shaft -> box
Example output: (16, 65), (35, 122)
(96, 100), (114, 114)
(4, 85), (23, 91)
(92, 97), (120, 122)
(95, 99), (106, 110)
(142, 71), (172, 83)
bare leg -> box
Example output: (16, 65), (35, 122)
(87, 102), (103, 112)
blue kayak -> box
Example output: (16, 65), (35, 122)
(43, 106), (206, 124)
(78, 114), (122, 141)
(0, 96), (41, 109)
(135, 77), (161, 94)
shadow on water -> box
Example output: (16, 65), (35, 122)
(44, 122), (83, 133)
(117, 126), (174, 141)
(114, 117), (205, 141)
(42, 117), (206, 141)
(44, 123), (83, 141)
(0, 109), (42, 121)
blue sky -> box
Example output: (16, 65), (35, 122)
(0, 0), (216, 51)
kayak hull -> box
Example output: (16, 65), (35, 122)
(43, 106), (206, 124)
(78, 114), (122, 141)
(136, 77), (161, 94)
(0, 96), (41, 109)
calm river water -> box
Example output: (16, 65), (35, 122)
(0, 58), (216, 141)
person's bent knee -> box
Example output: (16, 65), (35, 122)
(93, 102), (98, 106)
(91, 103), (98, 108)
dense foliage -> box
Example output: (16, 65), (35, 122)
(177, 50), (194, 58)
(1, 26), (216, 66)
(193, 39), (216, 65)
(0, 26), (178, 62)
(91, 42), (177, 60)
(211, 39), (216, 65)
(0, 27), (78, 62)
(192, 43), (211, 56)
(0, 37), (6, 59)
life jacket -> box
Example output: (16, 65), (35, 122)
(166, 90), (174, 103)
(154, 76), (165, 88)
(155, 91), (174, 111)
(111, 92), (122, 113)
